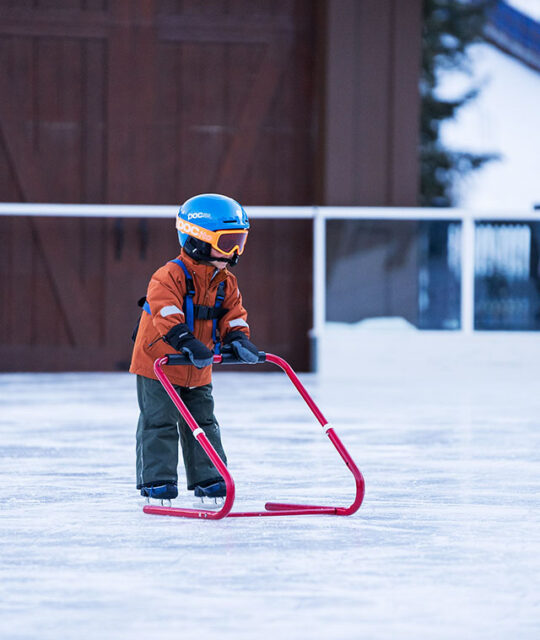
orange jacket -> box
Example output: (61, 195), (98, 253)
(129, 250), (250, 387)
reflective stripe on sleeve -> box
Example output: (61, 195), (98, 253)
(160, 305), (184, 318)
(229, 318), (248, 328)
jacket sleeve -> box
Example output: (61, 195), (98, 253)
(219, 274), (250, 341)
(146, 266), (186, 337)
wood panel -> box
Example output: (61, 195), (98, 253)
(322, 0), (422, 206)
(389, 0), (423, 204)
(0, 1), (315, 205)
(0, 215), (311, 371)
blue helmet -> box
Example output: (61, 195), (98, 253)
(176, 194), (249, 266)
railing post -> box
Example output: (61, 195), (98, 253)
(311, 206), (326, 372)
(461, 214), (476, 333)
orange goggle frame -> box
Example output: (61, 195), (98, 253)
(176, 218), (249, 256)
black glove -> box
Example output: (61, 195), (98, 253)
(164, 323), (213, 369)
(222, 331), (260, 364)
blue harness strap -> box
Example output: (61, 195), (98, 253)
(212, 281), (226, 354)
(169, 258), (195, 331)
(168, 258), (225, 352)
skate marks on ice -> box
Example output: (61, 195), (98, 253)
(1, 359), (539, 640)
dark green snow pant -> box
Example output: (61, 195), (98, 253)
(135, 375), (227, 490)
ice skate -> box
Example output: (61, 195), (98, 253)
(193, 481), (226, 509)
(140, 482), (178, 506)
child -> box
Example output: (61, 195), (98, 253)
(130, 193), (260, 502)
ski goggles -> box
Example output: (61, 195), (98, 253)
(176, 218), (249, 256)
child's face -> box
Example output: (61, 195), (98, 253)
(208, 247), (230, 270)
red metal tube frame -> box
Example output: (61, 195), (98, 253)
(143, 353), (365, 519)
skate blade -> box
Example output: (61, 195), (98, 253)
(193, 497), (225, 510)
(145, 497), (172, 507)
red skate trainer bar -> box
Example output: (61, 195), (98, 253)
(143, 352), (365, 520)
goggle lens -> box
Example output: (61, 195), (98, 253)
(216, 231), (248, 255)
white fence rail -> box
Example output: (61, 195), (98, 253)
(2, 203), (540, 342)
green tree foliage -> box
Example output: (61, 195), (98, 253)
(421, 0), (499, 206)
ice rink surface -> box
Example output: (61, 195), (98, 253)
(1, 331), (539, 640)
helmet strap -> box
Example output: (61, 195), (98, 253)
(226, 253), (239, 267)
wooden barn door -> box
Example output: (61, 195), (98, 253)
(0, 1), (315, 371)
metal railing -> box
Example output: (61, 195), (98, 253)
(1, 202), (539, 341)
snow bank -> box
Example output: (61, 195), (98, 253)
(319, 319), (540, 381)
